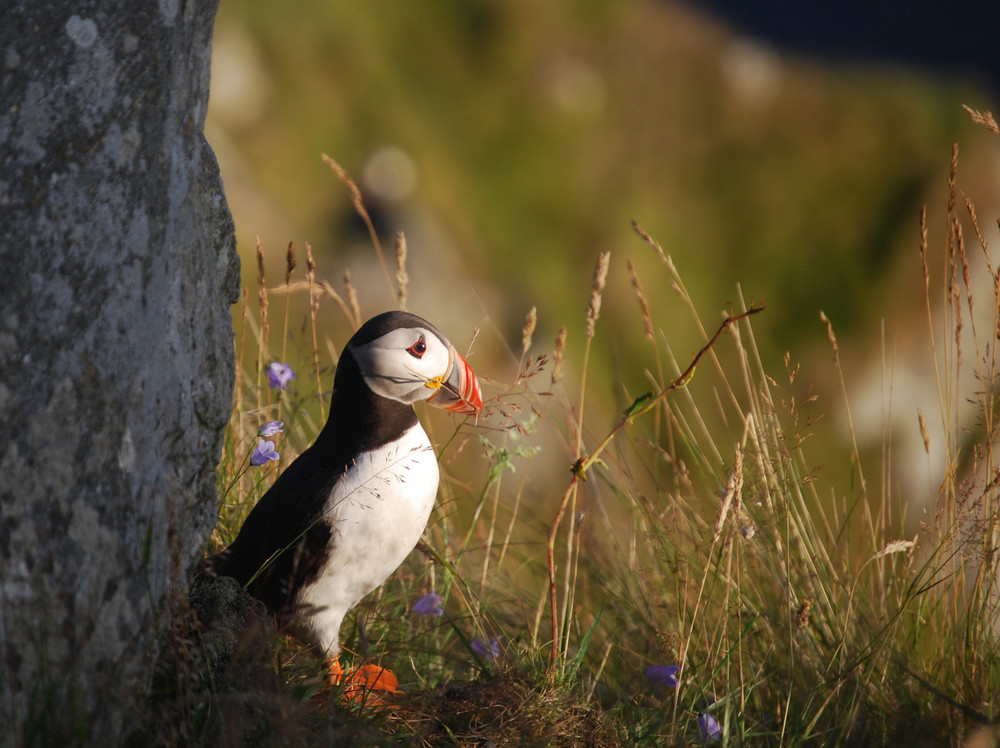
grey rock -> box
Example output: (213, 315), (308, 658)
(0, 1), (239, 744)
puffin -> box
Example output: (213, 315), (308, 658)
(205, 311), (482, 696)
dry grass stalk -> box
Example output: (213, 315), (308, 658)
(344, 270), (361, 328)
(233, 289), (250, 474)
(521, 306), (537, 359)
(963, 104), (999, 134)
(547, 254), (612, 675)
(269, 279), (358, 328)
(280, 241), (296, 373)
(256, 237), (269, 336)
(256, 237), (271, 418)
(475, 309), (536, 595)
(819, 310), (839, 364)
(819, 310), (867, 499)
(585, 251), (610, 340)
(285, 241), (297, 284)
(554, 253), (612, 653)
(920, 205), (930, 293)
(552, 326), (567, 385)
(713, 445), (744, 542)
(963, 196), (994, 277)
(627, 259), (654, 343)
(632, 219), (674, 271)
(322, 153), (395, 301)
(395, 231), (409, 311)
(305, 242), (325, 420)
(794, 598), (813, 630)
(871, 538), (916, 560)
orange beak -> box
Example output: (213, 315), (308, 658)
(429, 347), (482, 415)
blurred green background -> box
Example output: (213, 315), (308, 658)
(207, 0), (1000, 516)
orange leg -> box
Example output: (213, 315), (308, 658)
(328, 659), (400, 705)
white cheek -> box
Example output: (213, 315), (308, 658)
(353, 331), (452, 403)
(417, 345), (451, 380)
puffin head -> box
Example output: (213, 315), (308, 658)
(345, 311), (483, 415)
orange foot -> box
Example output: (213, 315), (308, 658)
(328, 659), (400, 706)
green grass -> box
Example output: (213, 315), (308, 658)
(146, 132), (1000, 746)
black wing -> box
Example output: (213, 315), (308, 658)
(205, 442), (345, 614)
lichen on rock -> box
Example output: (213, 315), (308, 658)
(0, 2), (240, 743)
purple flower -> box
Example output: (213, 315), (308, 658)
(258, 420), (284, 437)
(698, 713), (721, 742)
(267, 362), (296, 390)
(412, 592), (444, 616)
(250, 439), (279, 466)
(471, 637), (500, 661)
(644, 664), (681, 687)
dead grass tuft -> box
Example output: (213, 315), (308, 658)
(396, 667), (623, 747)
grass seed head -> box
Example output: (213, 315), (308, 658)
(256, 237), (269, 331)
(552, 326), (567, 384)
(285, 241), (296, 283)
(395, 231), (409, 310)
(627, 259), (654, 343)
(305, 241), (316, 274)
(522, 306), (537, 357)
(795, 598), (813, 630)
(963, 104), (1000, 134)
(586, 251), (610, 339)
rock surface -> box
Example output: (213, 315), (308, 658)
(0, 2), (240, 744)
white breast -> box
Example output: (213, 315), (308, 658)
(293, 422), (440, 656)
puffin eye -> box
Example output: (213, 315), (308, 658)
(407, 336), (427, 359)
